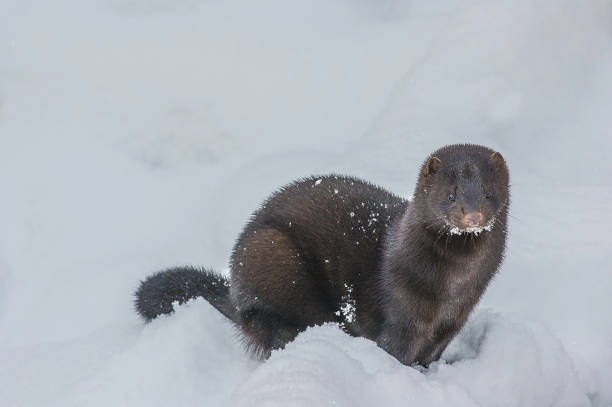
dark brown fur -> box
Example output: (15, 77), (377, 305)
(135, 143), (510, 366)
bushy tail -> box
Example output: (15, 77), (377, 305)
(134, 266), (235, 322)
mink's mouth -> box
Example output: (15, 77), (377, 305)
(446, 217), (496, 236)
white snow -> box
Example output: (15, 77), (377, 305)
(335, 283), (357, 327)
(1, 0), (611, 406)
(448, 221), (494, 236)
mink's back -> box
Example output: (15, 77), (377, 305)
(240, 175), (407, 260)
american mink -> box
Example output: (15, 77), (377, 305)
(135, 143), (510, 366)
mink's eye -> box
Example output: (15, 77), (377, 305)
(449, 194), (456, 203)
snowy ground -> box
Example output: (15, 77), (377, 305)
(1, 0), (611, 406)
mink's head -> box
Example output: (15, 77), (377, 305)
(414, 144), (510, 235)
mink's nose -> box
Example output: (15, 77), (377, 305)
(463, 212), (483, 227)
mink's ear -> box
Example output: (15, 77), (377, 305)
(424, 156), (443, 177)
(489, 151), (506, 168)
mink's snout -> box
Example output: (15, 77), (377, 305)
(463, 212), (483, 227)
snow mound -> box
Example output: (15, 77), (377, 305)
(0, 299), (250, 406)
(0, 302), (594, 407)
(237, 310), (590, 407)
